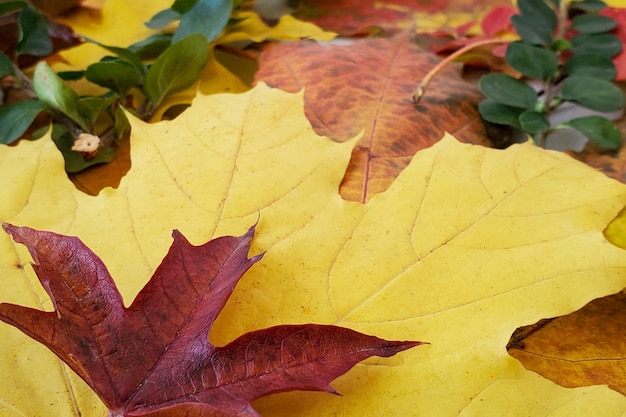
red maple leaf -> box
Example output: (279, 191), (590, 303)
(0, 223), (423, 417)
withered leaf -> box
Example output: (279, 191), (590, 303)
(0, 223), (422, 417)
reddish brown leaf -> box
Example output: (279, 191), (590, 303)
(254, 33), (490, 202)
(0, 224), (422, 417)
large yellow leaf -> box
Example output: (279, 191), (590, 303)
(2, 84), (626, 416)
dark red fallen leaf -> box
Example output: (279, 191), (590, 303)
(0, 223), (423, 417)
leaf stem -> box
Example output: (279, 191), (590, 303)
(412, 38), (510, 103)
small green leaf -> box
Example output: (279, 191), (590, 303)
(0, 100), (47, 144)
(143, 34), (209, 110)
(511, 14), (554, 45)
(569, 0), (607, 13)
(506, 41), (558, 80)
(0, 52), (15, 77)
(17, 6), (53, 56)
(113, 106), (130, 138)
(519, 110), (550, 134)
(571, 14), (617, 34)
(518, 0), (557, 26)
(83, 37), (146, 75)
(478, 99), (524, 128)
(57, 70), (86, 81)
(145, 8), (180, 29)
(77, 96), (116, 128)
(0, 1), (26, 16)
(128, 34), (173, 60)
(563, 54), (616, 80)
(173, 0), (233, 43)
(566, 116), (621, 149)
(561, 75), (624, 112)
(172, 0), (200, 14)
(478, 74), (537, 109)
(571, 33), (622, 57)
(86, 60), (142, 96)
(551, 38), (571, 51)
(33, 61), (89, 130)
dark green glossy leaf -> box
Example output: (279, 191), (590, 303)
(569, 0), (607, 13)
(143, 34), (209, 110)
(86, 60), (142, 95)
(561, 75), (624, 112)
(17, 6), (52, 56)
(478, 99), (524, 128)
(563, 54), (616, 80)
(0, 52), (15, 77)
(57, 70), (85, 81)
(0, 1), (26, 16)
(0, 100), (46, 144)
(511, 14), (554, 45)
(173, 0), (232, 43)
(128, 34), (172, 60)
(571, 14), (617, 34)
(83, 37), (146, 75)
(172, 0), (199, 14)
(145, 8), (180, 29)
(478, 74), (537, 109)
(33, 61), (88, 130)
(571, 33), (621, 57)
(566, 115), (621, 149)
(51, 125), (117, 173)
(506, 41), (558, 80)
(519, 110), (550, 134)
(77, 96), (115, 128)
(517, 0), (557, 25)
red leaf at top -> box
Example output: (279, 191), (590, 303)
(0, 224), (423, 417)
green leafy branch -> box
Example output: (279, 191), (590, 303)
(415, 0), (624, 150)
(0, 0), (237, 172)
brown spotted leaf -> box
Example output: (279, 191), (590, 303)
(254, 33), (489, 202)
(0, 223), (421, 417)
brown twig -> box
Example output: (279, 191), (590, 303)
(412, 38), (510, 103)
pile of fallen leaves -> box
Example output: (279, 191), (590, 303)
(3, 1), (626, 416)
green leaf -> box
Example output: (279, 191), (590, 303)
(505, 41), (558, 80)
(143, 34), (209, 110)
(86, 60), (142, 96)
(172, 0), (233, 43)
(478, 99), (524, 128)
(563, 54), (616, 80)
(511, 0), (558, 45)
(478, 74), (537, 109)
(16, 6), (52, 56)
(172, 0), (199, 14)
(571, 14), (617, 34)
(511, 13), (554, 45)
(83, 37), (146, 75)
(128, 34), (173, 60)
(0, 52), (15, 77)
(519, 110), (550, 134)
(145, 8), (180, 29)
(0, 1), (26, 16)
(113, 106), (130, 138)
(0, 100), (47, 144)
(560, 75), (625, 112)
(32, 61), (89, 130)
(76, 96), (116, 128)
(51, 125), (117, 173)
(569, 0), (607, 13)
(57, 70), (86, 81)
(566, 116), (621, 149)
(571, 33), (622, 57)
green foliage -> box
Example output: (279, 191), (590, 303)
(478, 0), (624, 149)
(0, 0), (234, 173)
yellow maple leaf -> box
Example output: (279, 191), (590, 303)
(2, 84), (626, 416)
